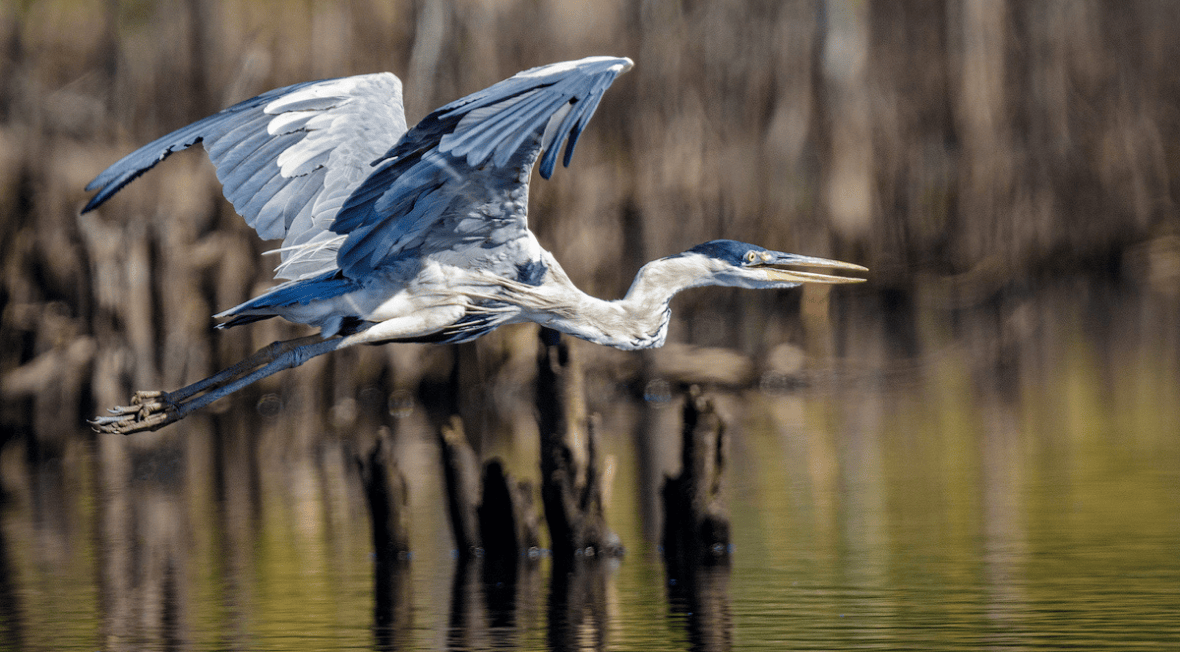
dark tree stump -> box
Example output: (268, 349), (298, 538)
(437, 419), (542, 645)
(536, 328), (621, 562)
(478, 459), (541, 631)
(356, 433), (411, 638)
(439, 415), (540, 567)
(662, 387), (730, 572)
(478, 460), (540, 566)
(358, 434), (411, 560)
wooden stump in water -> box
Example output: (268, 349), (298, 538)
(438, 328), (620, 565)
(478, 460), (540, 564)
(662, 387), (730, 571)
(356, 432), (411, 633)
(536, 328), (621, 561)
(358, 432), (411, 560)
(440, 440), (542, 648)
(661, 390), (734, 650)
(438, 416), (540, 565)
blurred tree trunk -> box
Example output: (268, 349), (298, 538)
(818, 0), (874, 246)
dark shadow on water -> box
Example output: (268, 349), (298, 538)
(481, 554), (519, 632)
(161, 557), (183, 652)
(490, 554), (541, 650)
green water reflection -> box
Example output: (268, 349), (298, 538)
(2, 287), (1178, 650)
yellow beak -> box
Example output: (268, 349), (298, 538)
(754, 253), (868, 284)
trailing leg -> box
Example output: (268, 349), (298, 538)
(91, 335), (343, 435)
(91, 310), (461, 435)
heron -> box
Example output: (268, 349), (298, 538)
(86, 56), (866, 435)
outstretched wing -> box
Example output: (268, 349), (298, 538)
(330, 56), (633, 278)
(82, 73), (408, 280)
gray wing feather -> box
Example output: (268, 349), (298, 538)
(331, 56), (632, 278)
(82, 73), (408, 280)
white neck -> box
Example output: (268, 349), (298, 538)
(528, 254), (712, 350)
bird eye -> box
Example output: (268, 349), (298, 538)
(744, 251), (758, 264)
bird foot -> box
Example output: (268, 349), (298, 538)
(90, 390), (180, 435)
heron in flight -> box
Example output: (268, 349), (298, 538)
(86, 56), (866, 434)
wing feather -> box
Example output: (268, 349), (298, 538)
(82, 73), (408, 280)
(83, 57), (633, 290)
(331, 56), (633, 278)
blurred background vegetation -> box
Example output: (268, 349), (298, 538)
(2, 0), (1178, 436)
(1, 1), (1180, 650)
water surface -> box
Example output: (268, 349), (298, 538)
(2, 285), (1178, 651)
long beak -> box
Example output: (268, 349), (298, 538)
(753, 252), (868, 284)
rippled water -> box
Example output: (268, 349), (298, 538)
(2, 285), (1178, 650)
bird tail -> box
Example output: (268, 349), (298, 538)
(216, 314), (276, 330)
(214, 270), (360, 329)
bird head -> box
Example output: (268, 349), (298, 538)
(681, 240), (868, 289)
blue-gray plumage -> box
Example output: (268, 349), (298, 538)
(85, 56), (866, 434)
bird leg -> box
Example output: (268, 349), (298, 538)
(91, 334), (341, 435)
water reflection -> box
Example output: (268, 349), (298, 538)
(444, 554), (620, 651)
(446, 557), (480, 651)
(372, 542), (411, 651)
(1, 284), (1179, 650)
(547, 558), (613, 652)
(96, 433), (191, 652)
(666, 564), (732, 652)
(482, 555), (538, 647)
(0, 511), (21, 651)
(446, 555), (543, 651)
